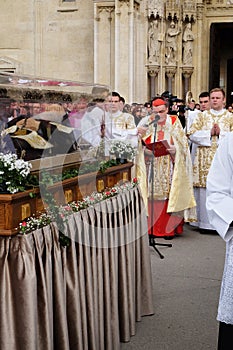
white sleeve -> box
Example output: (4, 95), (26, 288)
(186, 110), (198, 133)
(81, 108), (103, 147)
(111, 128), (138, 148)
(206, 133), (233, 241)
(189, 130), (212, 146)
(188, 112), (212, 146)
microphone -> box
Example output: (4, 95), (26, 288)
(149, 114), (160, 125)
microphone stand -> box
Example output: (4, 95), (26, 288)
(148, 116), (172, 259)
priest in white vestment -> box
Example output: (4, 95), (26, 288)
(81, 91), (148, 209)
(81, 91), (138, 153)
(188, 88), (233, 233)
(206, 131), (233, 348)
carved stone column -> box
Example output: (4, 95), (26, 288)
(165, 66), (177, 94)
(34, 0), (43, 76)
(115, 0), (136, 99)
(182, 67), (194, 96)
(196, 3), (204, 94)
(94, 4), (114, 85)
(147, 65), (160, 99)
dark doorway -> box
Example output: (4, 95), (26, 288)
(209, 24), (220, 90)
(209, 23), (233, 105)
(227, 58), (233, 106)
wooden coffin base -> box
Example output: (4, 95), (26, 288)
(0, 162), (133, 236)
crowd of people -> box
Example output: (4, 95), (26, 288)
(1, 86), (233, 347)
(3, 87), (232, 238)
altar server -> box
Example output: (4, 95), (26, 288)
(206, 131), (233, 349)
(188, 88), (233, 234)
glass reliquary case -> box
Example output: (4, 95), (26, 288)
(0, 73), (134, 236)
(0, 72), (111, 170)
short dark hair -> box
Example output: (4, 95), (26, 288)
(111, 91), (121, 100)
(119, 96), (125, 104)
(199, 91), (210, 99)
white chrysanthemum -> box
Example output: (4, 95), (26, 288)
(0, 153), (32, 194)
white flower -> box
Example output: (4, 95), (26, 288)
(109, 140), (136, 160)
(0, 152), (32, 194)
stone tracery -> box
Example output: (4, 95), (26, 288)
(147, 0), (164, 18)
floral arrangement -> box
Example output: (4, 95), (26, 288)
(109, 140), (136, 161)
(19, 178), (139, 235)
(0, 152), (132, 196)
(0, 153), (32, 194)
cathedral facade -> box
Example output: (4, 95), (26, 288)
(0, 0), (233, 104)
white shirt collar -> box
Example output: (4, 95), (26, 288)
(210, 108), (226, 115)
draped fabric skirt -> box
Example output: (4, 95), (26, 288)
(148, 199), (184, 237)
(0, 187), (154, 350)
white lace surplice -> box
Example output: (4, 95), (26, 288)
(206, 132), (233, 324)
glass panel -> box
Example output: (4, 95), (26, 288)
(0, 72), (111, 162)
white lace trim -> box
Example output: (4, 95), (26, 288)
(217, 239), (233, 324)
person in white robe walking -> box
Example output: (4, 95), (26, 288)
(206, 131), (233, 349)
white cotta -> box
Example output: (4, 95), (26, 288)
(206, 132), (233, 324)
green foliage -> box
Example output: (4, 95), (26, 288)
(99, 159), (118, 173)
(19, 178), (139, 243)
(12, 159), (129, 247)
(26, 160), (124, 189)
(39, 173), (71, 247)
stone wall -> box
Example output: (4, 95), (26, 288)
(0, 0), (233, 104)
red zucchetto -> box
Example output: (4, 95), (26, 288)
(152, 98), (166, 107)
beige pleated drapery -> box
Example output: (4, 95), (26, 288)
(0, 186), (154, 350)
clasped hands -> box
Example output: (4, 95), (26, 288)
(211, 123), (220, 137)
